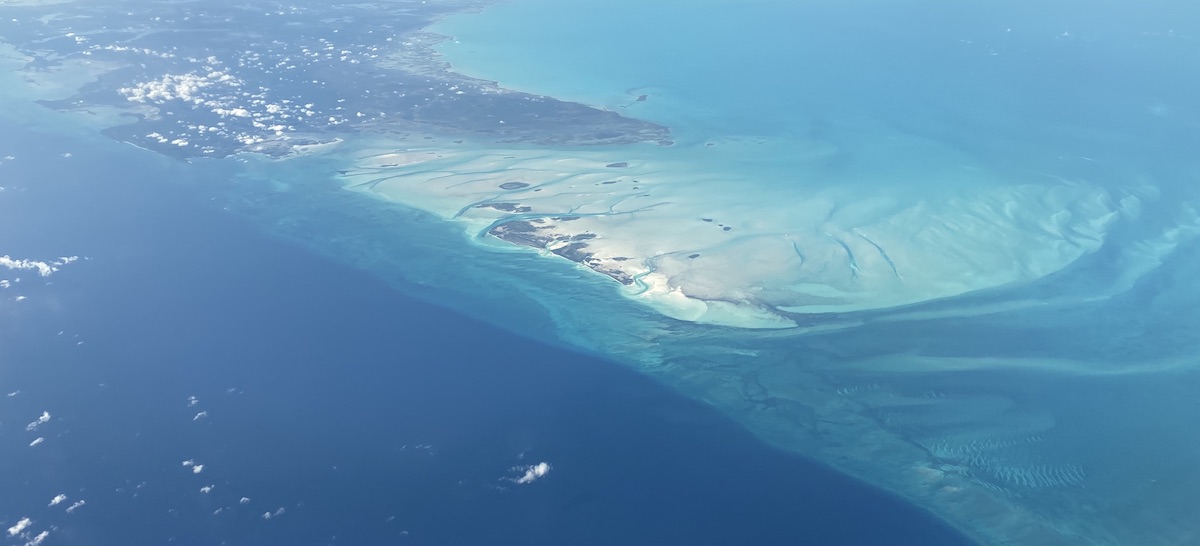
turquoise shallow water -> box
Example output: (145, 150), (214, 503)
(386, 0), (1199, 329)
(359, 0), (1200, 543)
(431, 0), (1200, 147)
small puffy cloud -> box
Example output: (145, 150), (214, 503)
(192, 465), (204, 474)
(65, 500), (85, 513)
(213, 107), (252, 118)
(118, 72), (239, 104)
(49, 495), (67, 507)
(261, 507), (285, 520)
(200, 485), (214, 493)
(7, 517), (32, 536)
(187, 395), (199, 407)
(512, 462), (552, 485)
(25, 411), (50, 431)
(0, 255), (78, 277)
(181, 459), (194, 467)
(193, 411), (208, 421)
(25, 530), (49, 546)
(239, 497), (251, 505)
(29, 438), (44, 447)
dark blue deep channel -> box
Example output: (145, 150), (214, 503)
(0, 125), (974, 545)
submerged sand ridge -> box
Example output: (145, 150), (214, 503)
(341, 136), (1140, 329)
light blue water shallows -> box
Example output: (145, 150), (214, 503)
(410, 1), (1200, 545)
(410, 0), (1200, 329)
(431, 0), (1197, 147)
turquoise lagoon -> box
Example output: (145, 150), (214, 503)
(322, 0), (1200, 544)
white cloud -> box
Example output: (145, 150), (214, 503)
(25, 530), (49, 546)
(118, 72), (238, 104)
(213, 107), (252, 118)
(7, 517), (31, 536)
(0, 255), (78, 277)
(48, 495), (67, 507)
(193, 411), (208, 421)
(200, 485), (214, 493)
(65, 500), (85, 513)
(239, 497), (251, 504)
(25, 411), (50, 431)
(181, 459), (194, 467)
(192, 464), (204, 474)
(512, 462), (552, 485)
(29, 437), (44, 447)
(187, 395), (199, 407)
(261, 507), (285, 520)
(118, 71), (270, 132)
(97, 44), (176, 59)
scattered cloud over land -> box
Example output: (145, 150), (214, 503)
(119, 71), (242, 106)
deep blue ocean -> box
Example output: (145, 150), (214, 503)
(0, 111), (973, 544)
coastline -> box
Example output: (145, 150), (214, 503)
(347, 4), (1193, 545)
(334, 138), (1131, 330)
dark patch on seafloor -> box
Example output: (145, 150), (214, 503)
(488, 220), (634, 285)
(476, 202), (531, 213)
